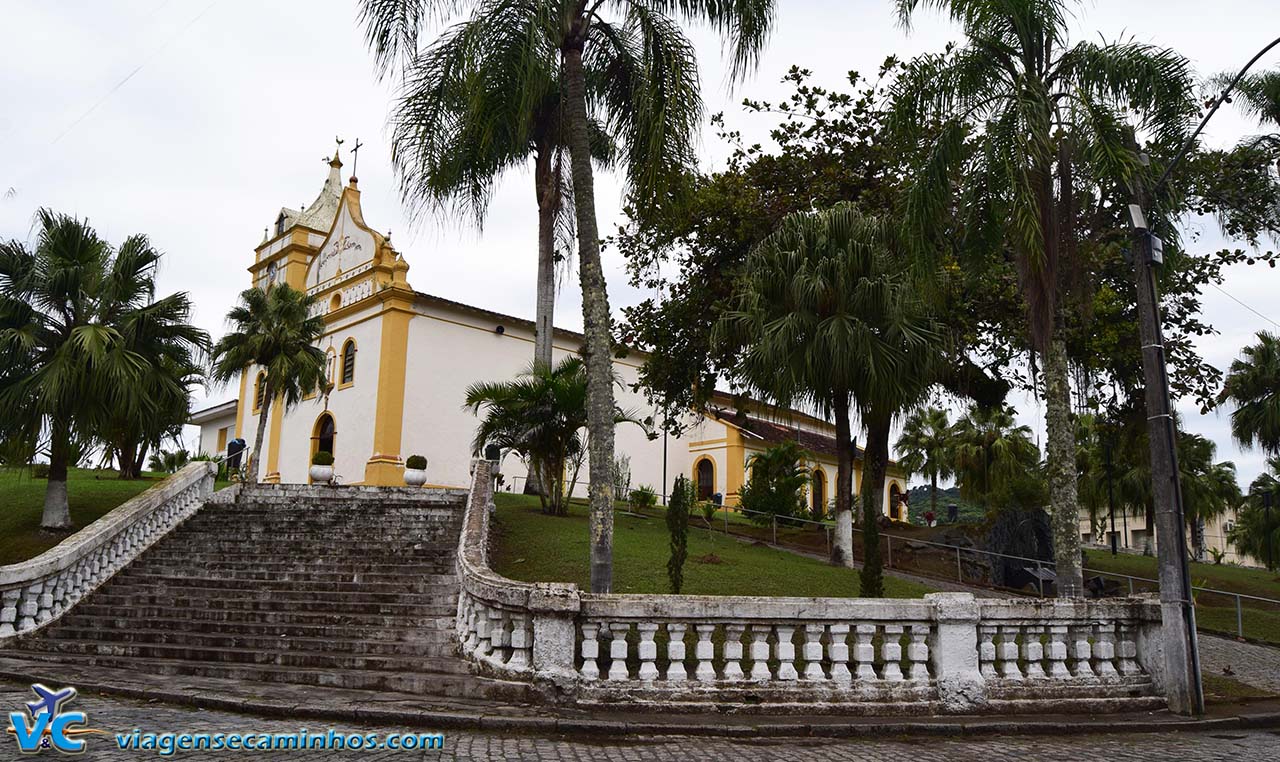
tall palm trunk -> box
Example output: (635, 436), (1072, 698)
(564, 39), (616, 593)
(832, 392), (854, 568)
(1045, 332), (1084, 597)
(41, 417), (73, 530)
(533, 147), (557, 370)
(860, 413), (891, 597)
(930, 471), (938, 519)
(249, 378), (273, 484)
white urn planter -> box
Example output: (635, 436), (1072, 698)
(309, 465), (334, 484)
(404, 468), (428, 487)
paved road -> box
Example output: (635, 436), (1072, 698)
(3, 683), (1275, 760)
(1200, 634), (1280, 696)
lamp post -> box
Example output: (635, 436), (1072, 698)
(1266, 491), (1274, 570)
(1123, 34), (1280, 717)
(1107, 442), (1118, 556)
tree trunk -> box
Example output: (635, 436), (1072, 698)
(1045, 333), (1084, 597)
(534, 147), (557, 370)
(563, 39), (616, 593)
(860, 413), (891, 597)
(832, 393), (854, 568)
(930, 472), (938, 519)
(249, 379), (272, 484)
(41, 418), (73, 530)
(132, 442), (149, 479)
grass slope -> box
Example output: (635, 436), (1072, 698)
(491, 493), (935, 598)
(1, 468), (179, 566)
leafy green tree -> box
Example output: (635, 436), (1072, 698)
(209, 285), (328, 484)
(147, 449), (191, 474)
(360, 0), (775, 593)
(950, 404), (1042, 514)
(666, 474), (692, 593)
(1232, 457), (1280, 570)
(889, 0), (1197, 597)
(0, 209), (208, 529)
(895, 407), (953, 519)
(715, 203), (943, 597)
(1219, 331), (1280, 455)
(737, 441), (809, 526)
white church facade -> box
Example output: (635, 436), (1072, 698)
(190, 149), (908, 518)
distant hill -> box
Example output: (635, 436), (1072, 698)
(905, 485), (985, 524)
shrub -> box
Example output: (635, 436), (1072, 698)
(311, 451), (334, 466)
(31, 463), (50, 479)
(666, 476), (692, 593)
(1208, 547), (1226, 565)
(629, 485), (657, 512)
(700, 500), (717, 524)
(738, 442), (808, 526)
(612, 454), (632, 501)
(405, 454), (428, 470)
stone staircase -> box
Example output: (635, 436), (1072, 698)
(6, 485), (535, 701)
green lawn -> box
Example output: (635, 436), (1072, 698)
(1, 468), (182, 566)
(491, 493), (935, 598)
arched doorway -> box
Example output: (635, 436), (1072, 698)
(695, 457), (715, 501)
(811, 469), (826, 519)
(888, 482), (903, 521)
(312, 413), (336, 467)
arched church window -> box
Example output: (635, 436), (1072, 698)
(812, 469), (826, 519)
(253, 371), (266, 412)
(314, 413), (336, 456)
(340, 340), (357, 386)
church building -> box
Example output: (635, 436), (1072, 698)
(190, 148), (910, 519)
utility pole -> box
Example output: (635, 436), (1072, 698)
(1266, 491), (1274, 570)
(1125, 152), (1203, 716)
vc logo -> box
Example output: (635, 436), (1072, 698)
(5, 684), (101, 754)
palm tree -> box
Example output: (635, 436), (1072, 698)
(464, 356), (644, 516)
(889, 0), (1195, 597)
(360, 0), (776, 593)
(377, 7), (617, 369)
(950, 404), (1040, 514)
(895, 406), (953, 519)
(147, 449), (191, 474)
(715, 203), (942, 594)
(1219, 331), (1280, 455)
(1177, 435), (1241, 558)
(738, 441), (809, 525)
(1232, 456), (1280, 570)
(209, 285), (328, 483)
(0, 209), (208, 529)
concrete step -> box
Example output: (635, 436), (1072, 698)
(149, 539), (457, 554)
(32, 627), (455, 657)
(6, 651), (533, 701)
(123, 564), (453, 584)
(111, 571), (459, 592)
(85, 589), (457, 613)
(131, 553), (456, 572)
(56, 611), (455, 638)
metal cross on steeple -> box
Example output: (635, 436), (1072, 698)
(351, 138), (364, 179)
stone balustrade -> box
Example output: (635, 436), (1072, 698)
(455, 460), (1168, 712)
(0, 462), (218, 642)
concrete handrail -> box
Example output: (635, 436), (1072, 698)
(0, 462), (217, 640)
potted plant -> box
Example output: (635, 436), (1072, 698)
(404, 454), (428, 487)
(310, 451), (335, 484)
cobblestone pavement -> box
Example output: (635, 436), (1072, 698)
(3, 682), (1276, 761)
(1199, 634), (1280, 695)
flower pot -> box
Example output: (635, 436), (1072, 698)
(404, 468), (428, 487)
(310, 465), (334, 484)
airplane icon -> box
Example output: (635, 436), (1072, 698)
(24, 684), (77, 719)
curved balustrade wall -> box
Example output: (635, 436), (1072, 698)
(0, 463), (218, 642)
(456, 460), (1168, 713)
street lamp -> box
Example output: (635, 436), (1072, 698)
(1124, 34), (1280, 717)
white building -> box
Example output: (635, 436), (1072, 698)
(190, 149), (909, 516)
(1077, 504), (1263, 568)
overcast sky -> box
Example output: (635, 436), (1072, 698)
(2, 0), (1278, 486)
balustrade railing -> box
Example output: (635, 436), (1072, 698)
(0, 462), (217, 642)
(455, 460), (1169, 711)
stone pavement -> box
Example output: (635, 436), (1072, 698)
(1, 682), (1276, 761)
(1199, 634), (1280, 696)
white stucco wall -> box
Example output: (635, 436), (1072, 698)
(194, 411), (236, 458)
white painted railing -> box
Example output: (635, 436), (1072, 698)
(455, 460), (1168, 712)
(0, 462), (218, 642)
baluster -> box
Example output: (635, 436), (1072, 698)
(880, 624), (904, 681)
(507, 611), (531, 670)
(488, 608), (509, 663)
(1093, 622), (1119, 680)
(1070, 624), (1095, 678)
(722, 624), (746, 681)
(607, 622), (630, 680)
(17, 582), (41, 632)
(475, 605), (494, 658)
(461, 600), (479, 653)
(998, 625), (1023, 680)
(829, 624), (852, 685)
(748, 625), (771, 681)
(580, 622), (601, 680)
(695, 625), (717, 682)
(802, 624), (826, 680)
(1046, 625), (1071, 679)
(774, 625), (798, 680)
(637, 623), (660, 681)
(0, 589), (19, 638)
(1022, 625), (1046, 679)
(1116, 621), (1141, 676)
(907, 624), (930, 682)
(666, 623), (688, 681)
(978, 624), (998, 679)
(853, 624), (877, 681)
